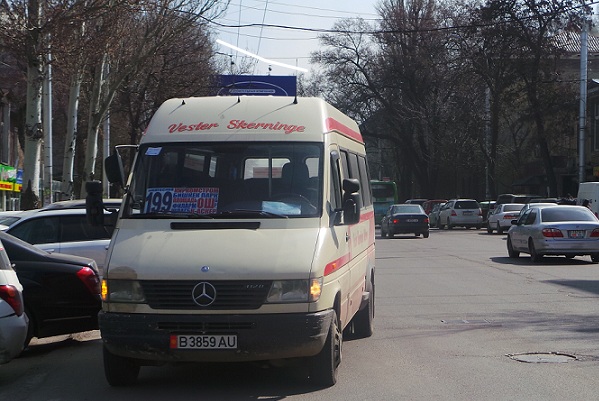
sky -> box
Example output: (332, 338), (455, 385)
(211, 0), (381, 77)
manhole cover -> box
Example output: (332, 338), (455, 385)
(507, 352), (577, 363)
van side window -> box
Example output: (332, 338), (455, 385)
(340, 150), (350, 181)
(357, 155), (372, 207)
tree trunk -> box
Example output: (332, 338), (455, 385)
(60, 72), (82, 200)
(22, 0), (43, 210)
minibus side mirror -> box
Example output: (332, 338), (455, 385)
(105, 152), (125, 187)
(342, 178), (361, 225)
(86, 180), (105, 227)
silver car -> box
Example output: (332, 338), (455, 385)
(507, 205), (599, 262)
(0, 239), (28, 364)
(438, 199), (483, 229)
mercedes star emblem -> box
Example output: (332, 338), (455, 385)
(191, 282), (217, 307)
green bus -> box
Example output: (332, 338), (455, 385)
(371, 180), (398, 225)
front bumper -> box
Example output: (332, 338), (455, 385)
(99, 310), (333, 363)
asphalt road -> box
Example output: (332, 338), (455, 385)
(2, 227), (599, 400)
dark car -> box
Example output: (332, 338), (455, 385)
(380, 204), (430, 238)
(0, 231), (101, 346)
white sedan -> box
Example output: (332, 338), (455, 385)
(487, 203), (524, 234)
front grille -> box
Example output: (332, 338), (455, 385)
(156, 321), (255, 333)
(141, 280), (271, 310)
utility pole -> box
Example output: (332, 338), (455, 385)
(579, 13), (589, 184)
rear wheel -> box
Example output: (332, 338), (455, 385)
(423, 231), (430, 238)
(529, 239), (543, 262)
(507, 236), (519, 258)
(310, 310), (342, 387)
(104, 345), (140, 386)
(496, 222), (503, 234)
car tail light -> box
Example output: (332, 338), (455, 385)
(424, 217), (430, 223)
(0, 285), (24, 316)
(392, 219), (398, 224)
(542, 228), (563, 238)
(451, 210), (457, 216)
(503, 214), (518, 220)
(590, 228), (599, 237)
(76, 267), (101, 295)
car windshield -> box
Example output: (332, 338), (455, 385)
(503, 205), (523, 212)
(540, 208), (597, 223)
(393, 205), (422, 214)
(123, 142), (323, 219)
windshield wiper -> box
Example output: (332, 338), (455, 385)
(217, 209), (288, 218)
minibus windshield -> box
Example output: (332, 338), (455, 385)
(123, 142), (323, 219)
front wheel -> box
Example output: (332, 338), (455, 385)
(104, 346), (140, 386)
(350, 278), (374, 339)
(310, 310), (342, 387)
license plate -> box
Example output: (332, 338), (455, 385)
(462, 211), (473, 216)
(407, 219), (418, 223)
(170, 334), (237, 349)
(568, 230), (585, 239)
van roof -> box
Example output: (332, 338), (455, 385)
(142, 96), (363, 145)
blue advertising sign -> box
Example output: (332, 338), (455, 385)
(214, 75), (297, 97)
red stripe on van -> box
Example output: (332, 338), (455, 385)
(325, 118), (364, 143)
(325, 254), (351, 276)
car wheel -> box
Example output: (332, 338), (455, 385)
(104, 345), (140, 386)
(487, 223), (493, 234)
(310, 310), (342, 387)
(529, 239), (543, 262)
(496, 222), (503, 235)
(591, 253), (599, 263)
(507, 236), (519, 258)
(447, 219), (453, 230)
(349, 277), (374, 339)
(423, 231), (430, 238)
(380, 226), (386, 238)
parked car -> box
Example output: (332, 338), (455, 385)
(428, 203), (444, 228)
(422, 199), (447, 215)
(479, 200), (496, 223)
(41, 198), (122, 210)
(0, 240), (27, 364)
(437, 199), (483, 229)
(518, 202), (558, 217)
(404, 198), (427, 206)
(486, 203), (525, 234)
(506, 205), (599, 262)
(0, 231), (102, 346)
(0, 207), (116, 271)
(380, 204), (430, 238)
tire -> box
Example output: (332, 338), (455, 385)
(423, 232), (430, 238)
(591, 253), (599, 263)
(529, 239), (543, 262)
(496, 223), (503, 235)
(23, 308), (35, 348)
(507, 236), (519, 258)
(447, 219), (453, 230)
(351, 278), (374, 339)
(104, 345), (140, 386)
(487, 224), (493, 234)
(310, 310), (342, 387)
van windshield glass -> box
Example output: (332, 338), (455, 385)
(124, 142), (323, 219)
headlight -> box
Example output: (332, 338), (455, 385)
(101, 279), (145, 303)
(266, 277), (323, 303)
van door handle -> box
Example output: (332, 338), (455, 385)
(345, 232), (350, 242)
